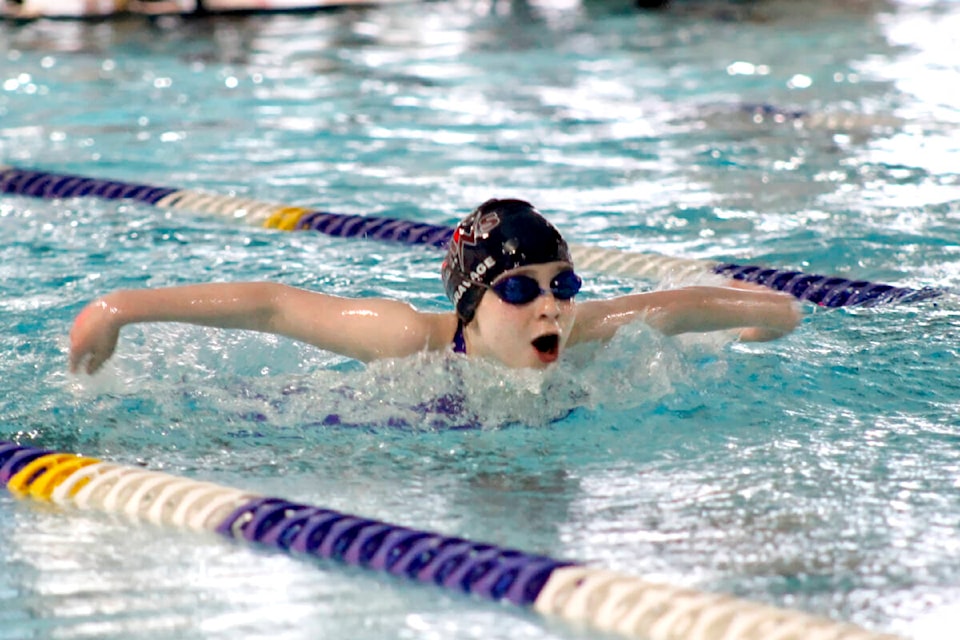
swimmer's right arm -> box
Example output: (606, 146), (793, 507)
(69, 283), (455, 374)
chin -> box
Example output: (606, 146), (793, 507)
(521, 360), (552, 370)
(518, 351), (561, 370)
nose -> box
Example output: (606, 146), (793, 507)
(535, 289), (562, 318)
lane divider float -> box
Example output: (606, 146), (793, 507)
(0, 440), (900, 640)
(0, 164), (941, 307)
(1, 0), (413, 20)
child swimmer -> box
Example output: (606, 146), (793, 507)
(69, 199), (801, 375)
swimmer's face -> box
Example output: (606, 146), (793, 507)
(465, 261), (578, 369)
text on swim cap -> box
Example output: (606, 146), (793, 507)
(452, 255), (496, 305)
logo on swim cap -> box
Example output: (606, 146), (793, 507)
(441, 199), (572, 323)
(451, 211), (501, 277)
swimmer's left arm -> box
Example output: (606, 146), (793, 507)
(571, 285), (801, 344)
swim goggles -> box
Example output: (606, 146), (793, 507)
(481, 270), (582, 305)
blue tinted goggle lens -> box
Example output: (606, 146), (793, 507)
(490, 270), (582, 305)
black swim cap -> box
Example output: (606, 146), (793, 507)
(441, 199), (572, 323)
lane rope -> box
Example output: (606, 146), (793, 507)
(0, 164), (941, 307)
(1, 0), (414, 19)
(0, 440), (900, 640)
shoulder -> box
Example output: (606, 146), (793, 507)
(421, 312), (460, 351)
(266, 289), (458, 361)
(364, 305), (458, 356)
(569, 298), (619, 344)
(570, 293), (663, 344)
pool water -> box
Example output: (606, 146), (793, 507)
(1, 1), (959, 638)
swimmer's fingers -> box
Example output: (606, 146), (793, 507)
(68, 346), (83, 375)
(737, 297), (802, 342)
(70, 345), (114, 375)
(69, 302), (120, 375)
(69, 332), (118, 374)
(738, 327), (787, 342)
(68, 335), (113, 375)
(724, 279), (772, 293)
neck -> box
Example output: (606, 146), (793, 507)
(453, 318), (469, 355)
(461, 320), (483, 358)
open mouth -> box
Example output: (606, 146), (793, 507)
(531, 333), (560, 361)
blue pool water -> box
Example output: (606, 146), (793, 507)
(1, 1), (959, 638)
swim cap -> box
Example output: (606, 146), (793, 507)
(441, 199), (572, 323)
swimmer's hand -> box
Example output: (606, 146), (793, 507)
(737, 324), (797, 342)
(723, 280), (802, 341)
(69, 298), (121, 375)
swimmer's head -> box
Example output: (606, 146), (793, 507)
(441, 199), (573, 323)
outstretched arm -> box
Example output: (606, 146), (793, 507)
(571, 285), (801, 345)
(69, 282), (453, 374)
